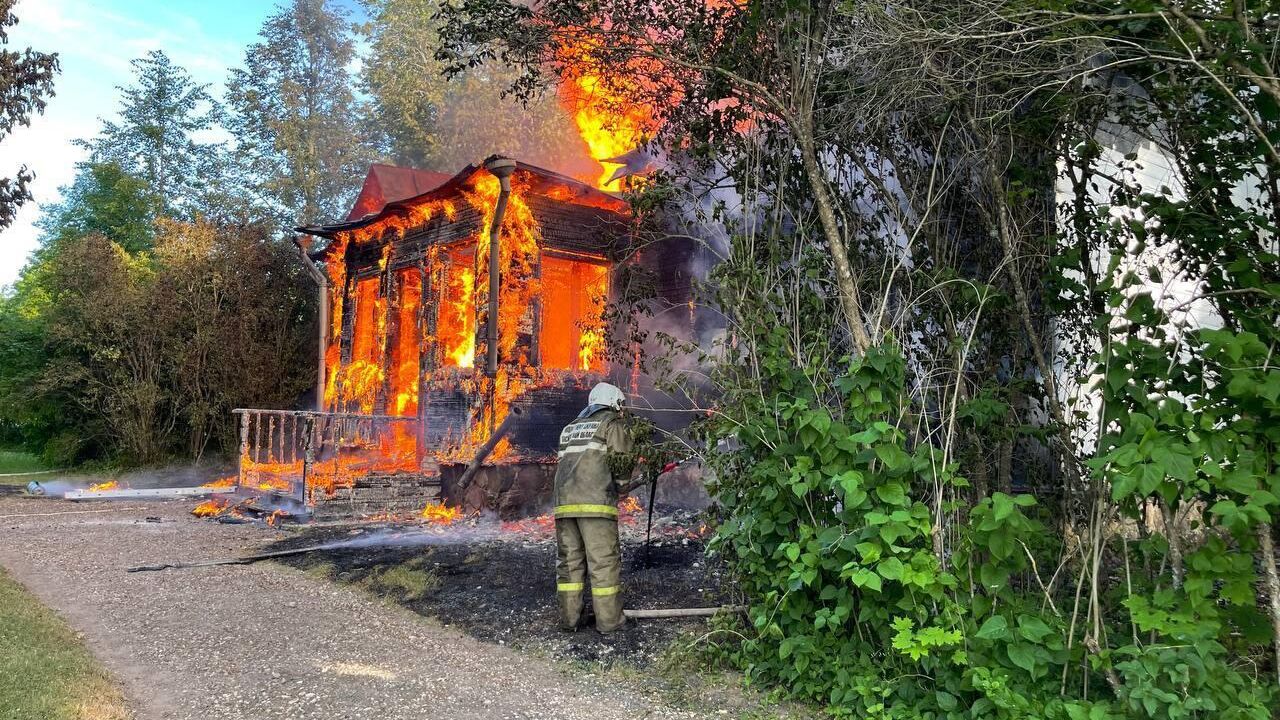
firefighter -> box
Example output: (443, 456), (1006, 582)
(553, 381), (644, 633)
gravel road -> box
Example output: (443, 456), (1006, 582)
(0, 496), (713, 720)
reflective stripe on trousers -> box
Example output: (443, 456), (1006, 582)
(553, 504), (618, 517)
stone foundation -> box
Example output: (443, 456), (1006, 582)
(442, 463), (557, 520)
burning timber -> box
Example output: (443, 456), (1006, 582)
(230, 156), (642, 520)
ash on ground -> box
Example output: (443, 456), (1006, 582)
(269, 507), (734, 668)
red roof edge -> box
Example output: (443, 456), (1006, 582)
(346, 164), (454, 221)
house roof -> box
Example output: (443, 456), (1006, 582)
(298, 157), (631, 258)
(346, 164), (453, 221)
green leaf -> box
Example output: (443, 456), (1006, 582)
(854, 541), (881, 562)
(851, 568), (882, 592)
(1007, 642), (1037, 672)
(976, 615), (1010, 641)
(1137, 463), (1163, 495)
(835, 470), (861, 493)
(878, 556), (904, 581)
(988, 529), (1014, 560)
(1017, 615), (1054, 643)
(1110, 471), (1137, 500)
(1150, 445), (1195, 482)
(992, 492), (1015, 520)
(980, 562), (1010, 590)
(844, 488), (867, 507)
(874, 443), (910, 470)
(875, 482), (906, 505)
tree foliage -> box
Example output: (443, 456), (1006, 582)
(0, 0), (59, 229)
(2, 221), (315, 465)
(225, 0), (370, 224)
(36, 162), (156, 253)
(360, 0), (592, 174)
(81, 50), (223, 218)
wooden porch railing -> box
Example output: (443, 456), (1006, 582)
(231, 409), (422, 506)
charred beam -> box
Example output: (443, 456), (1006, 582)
(455, 405), (524, 494)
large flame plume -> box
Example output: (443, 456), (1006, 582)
(554, 36), (659, 191)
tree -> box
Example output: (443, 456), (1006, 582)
(359, 0), (447, 168)
(40, 235), (168, 463)
(149, 218), (316, 458)
(360, 0), (588, 174)
(81, 51), (222, 218)
(226, 0), (370, 224)
(0, 0), (59, 230)
(36, 162), (155, 253)
(0, 218), (317, 465)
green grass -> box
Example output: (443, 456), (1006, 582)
(297, 557), (440, 602)
(0, 567), (130, 720)
(364, 560), (440, 601)
(0, 449), (50, 476)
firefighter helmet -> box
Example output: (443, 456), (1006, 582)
(588, 382), (626, 410)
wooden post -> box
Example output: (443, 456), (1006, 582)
(255, 412), (265, 488)
(237, 411), (250, 490)
(267, 415), (276, 464)
(329, 413), (342, 490)
(417, 258), (430, 463)
(300, 415), (315, 506)
(530, 248), (542, 367)
(293, 238), (329, 412)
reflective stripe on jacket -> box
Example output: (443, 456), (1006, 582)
(552, 408), (632, 519)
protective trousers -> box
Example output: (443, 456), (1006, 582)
(555, 516), (624, 632)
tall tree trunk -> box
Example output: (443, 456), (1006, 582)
(798, 133), (873, 355)
(1256, 521), (1280, 686)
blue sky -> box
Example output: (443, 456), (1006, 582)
(0, 0), (363, 286)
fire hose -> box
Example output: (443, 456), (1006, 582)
(642, 455), (697, 566)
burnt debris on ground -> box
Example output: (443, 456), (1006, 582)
(268, 508), (732, 668)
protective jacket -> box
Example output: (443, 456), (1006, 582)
(551, 407), (633, 519)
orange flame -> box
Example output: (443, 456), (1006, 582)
(420, 502), (462, 525)
(88, 480), (121, 492)
(391, 270), (422, 416)
(440, 258), (476, 368)
(556, 40), (657, 190)
(192, 497), (230, 517)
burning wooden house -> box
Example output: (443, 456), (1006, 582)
(233, 156), (641, 519)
